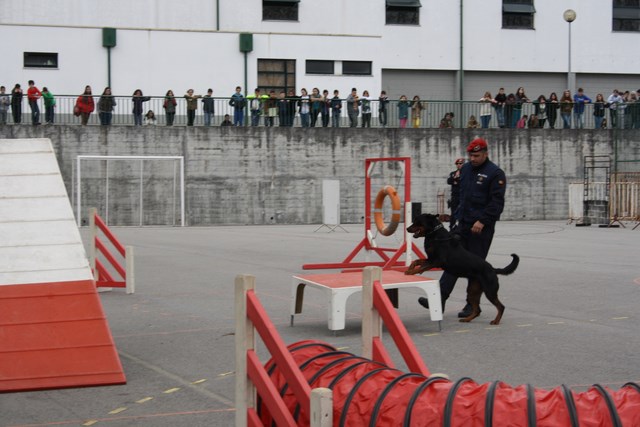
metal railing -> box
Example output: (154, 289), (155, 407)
(3, 95), (639, 129)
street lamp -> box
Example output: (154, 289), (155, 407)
(563, 9), (577, 95)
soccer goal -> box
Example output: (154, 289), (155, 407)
(75, 155), (185, 226)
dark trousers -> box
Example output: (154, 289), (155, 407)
(187, 109), (196, 126)
(29, 101), (40, 124)
(439, 224), (495, 305)
(45, 105), (54, 124)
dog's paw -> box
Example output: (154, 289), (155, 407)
(490, 320), (500, 325)
(459, 318), (471, 323)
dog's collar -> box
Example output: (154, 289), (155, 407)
(426, 223), (444, 236)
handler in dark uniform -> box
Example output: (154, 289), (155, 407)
(419, 138), (507, 318)
(447, 158), (464, 230)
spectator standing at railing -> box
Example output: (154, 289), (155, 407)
(298, 88), (310, 127)
(411, 95), (424, 128)
(309, 87), (323, 127)
(321, 89), (331, 127)
(346, 88), (360, 128)
(467, 115), (480, 128)
(572, 88), (592, 129)
(532, 95), (547, 128)
(247, 88), (262, 127)
(132, 89), (150, 126)
(607, 89), (623, 129)
(264, 90), (277, 127)
(184, 89), (201, 126)
(75, 85), (94, 125)
(229, 86), (245, 126)
(0, 86), (11, 125)
(397, 95), (410, 128)
(163, 90), (177, 126)
(277, 90), (288, 127)
(287, 89), (298, 127)
(27, 80), (42, 125)
(42, 87), (55, 124)
(494, 88), (506, 128)
(97, 87), (115, 126)
(11, 83), (23, 124)
(361, 90), (372, 128)
(560, 90), (573, 129)
(144, 110), (156, 125)
(202, 88), (215, 126)
(478, 91), (495, 128)
(547, 92), (559, 129)
(378, 90), (389, 128)
(593, 93), (606, 129)
(628, 91), (640, 129)
(439, 112), (454, 128)
(330, 89), (342, 128)
(504, 93), (515, 128)
(512, 87), (530, 128)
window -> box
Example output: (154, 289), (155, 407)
(263, 0), (299, 21)
(306, 60), (334, 75)
(342, 61), (372, 76)
(502, 0), (535, 29)
(613, 0), (640, 32)
(386, 0), (421, 25)
(257, 59), (296, 94)
(24, 52), (58, 69)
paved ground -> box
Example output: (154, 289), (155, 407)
(2, 220), (639, 426)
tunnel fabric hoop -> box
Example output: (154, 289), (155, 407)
(373, 185), (402, 236)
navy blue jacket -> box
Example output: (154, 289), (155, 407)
(455, 158), (506, 228)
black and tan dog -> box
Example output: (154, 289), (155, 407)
(405, 213), (519, 325)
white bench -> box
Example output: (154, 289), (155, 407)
(291, 270), (442, 331)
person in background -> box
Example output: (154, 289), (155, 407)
(516, 114), (527, 129)
(27, 80), (42, 125)
(309, 87), (323, 127)
(607, 89), (623, 129)
(494, 87), (506, 128)
(247, 88), (262, 127)
(592, 93), (606, 130)
(446, 158), (464, 230)
(202, 88), (215, 126)
(439, 111), (454, 128)
(321, 89), (331, 127)
(184, 89), (201, 126)
(42, 87), (56, 124)
(330, 89), (342, 128)
(298, 88), (310, 128)
(467, 115), (480, 129)
(560, 90), (573, 129)
(572, 88), (592, 129)
(512, 86), (530, 128)
(398, 95), (410, 128)
(144, 110), (156, 125)
(98, 87), (116, 126)
(411, 95), (424, 128)
(229, 86), (245, 127)
(504, 93), (516, 128)
(626, 91), (639, 129)
(132, 89), (150, 126)
(532, 95), (547, 128)
(11, 83), (23, 124)
(0, 86), (10, 125)
(75, 85), (95, 125)
(378, 90), (389, 128)
(277, 90), (289, 127)
(478, 91), (495, 128)
(163, 90), (177, 126)
(360, 90), (372, 127)
(346, 88), (360, 128)
(287, 89), (298, 127)
(264, 90), (278, 127)
(220, 113), (233, 126)
(418, 138), (507, 319)
(547, 92), (559, 129)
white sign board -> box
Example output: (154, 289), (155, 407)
(322, 180), (340, 225)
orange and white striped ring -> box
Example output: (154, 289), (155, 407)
(373, 185), (402, 236)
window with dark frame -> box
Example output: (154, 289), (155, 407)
(613, 0), (640, 32)
(502, 0), (535, 30)
(23, 52), (58, 69)
(385, 0), (421, 25)
(342, 61), (372, 76)
(306, 60), (334, 75)
(263, 0), (299, 21)
(257, 59), (296, 95)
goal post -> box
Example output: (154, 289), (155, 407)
(75, 155), (185, 227)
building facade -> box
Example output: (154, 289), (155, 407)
(1, 0), (639, 102)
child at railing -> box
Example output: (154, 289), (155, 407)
(144, 110), (156, 125)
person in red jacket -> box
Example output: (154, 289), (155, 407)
(27, 80), (42, 125)
(75, 85), (95, 125)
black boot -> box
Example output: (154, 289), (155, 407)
(457, 303), (481, 318)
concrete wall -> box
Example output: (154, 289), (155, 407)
(1, 126), (638, 226)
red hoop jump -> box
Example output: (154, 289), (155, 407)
(373, 185), (402, 236)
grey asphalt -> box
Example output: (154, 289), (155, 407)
(2, 220), (639, 426)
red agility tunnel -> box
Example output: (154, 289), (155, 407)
(259, 340), (640, 427)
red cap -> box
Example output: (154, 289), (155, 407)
(455, 158), (465, 164)
(466, 138), (488, 153)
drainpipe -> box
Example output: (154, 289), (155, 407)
(216, 0), (220, 31)
(458, 0), (464, 122)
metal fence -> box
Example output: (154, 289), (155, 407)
(3, 95), (639, 129)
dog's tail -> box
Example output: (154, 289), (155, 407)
(494, 254), (519, 276)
